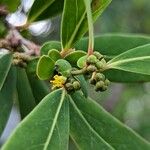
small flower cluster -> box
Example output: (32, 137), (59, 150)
(65, 78), (81, 92)
(85, 51), (110, 92)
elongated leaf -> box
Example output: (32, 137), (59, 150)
(17, 67), (36, 119)
(0, 67), (16, 136)
(0, 0), (20, 12)
(2, 89), (69, 150)
(71, 92), (150, 150)
(104, 69), (150, 83)
(107, 44), (150, 75)
(40, 41), (61, 55)
(69, 96), (114, 150)
(76, 34), (150, 82)
(28, 0), (64, 23)
(61, 0), (111, 49)
(0, 49), (12, 91)
(27, 72), (50, 104)
(75, 33), (150, 59)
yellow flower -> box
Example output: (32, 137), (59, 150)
(50, 75), (67, 89)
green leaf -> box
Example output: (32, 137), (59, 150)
(36, 55), (55, 80)
(48, 49), (61, 61)
(55, 59), (72, 77)
(76, 34), (150, 82)
(0, 67), (16, 136)
(0, 49), (12, 91)
(40, 41), (61, 55)
(61, 0), (111, 49)
(28, 0), (64, 23)
(2, 89), (69, 150)
(26, 71), (50, 104)
(0, 0), (20, 12)
(16, 67), (36, 119)
(76, 34), (150, 59)
(107, 44), (150, 76)
(64, 50), (86, 67)
(69, 96), (114, 150)
(104, 69), (150, 83)
(71, 92), (150, 150)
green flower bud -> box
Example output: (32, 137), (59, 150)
(105, 79), (110, 86)
(95, 61), (104, 69)
(100, 85), (108, 92)
(65, 83), (74, 91)
(95, 81), (105, 90)
(93, 51), (103, 60)
(86, 55), (98, 64)
(73, 81), (81, 90)
(86, 65), (97, 72)
(95, 73), (105, 81)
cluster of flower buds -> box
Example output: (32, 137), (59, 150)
(65, 78), (81, 92)
(85, 51), (110, 92)
(86, 51), (106, 72)
(89, 72), (110, 92)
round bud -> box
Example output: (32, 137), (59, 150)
(86, 55), (98, 64)
(95, 61), (104, 69)
(101, 58), (107, 66)
(105, 79), (110, 86)
(86, 65), (97, 72)
(100, 85), (108, 92)
(65, 83), (74, 91)
(95, 73), (105, 81)
(73, 81), (81, 90)
(93, 51), (103, 60)
(89, 78), (96, 85)
(96, 81), (105, 89)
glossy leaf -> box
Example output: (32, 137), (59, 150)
(36, 55), (55, 80)
(107, 44), (150, 75)
(69, 96), (114, 150)
(104, 69), (150, 83)
(64, 50), (86, 67)
(26, 71), (50, 104)
(0, 0), (20, 12)
(0, 67), (16, 136)
(2, 89), (69, 150)
(61, 0), (111, 49)
(75, 33), (150, 59)
(48, 49), (61, 61)
(16, 67), (36, 119)
(0, 49), (12, 91)
(71, 92), (150, 150)
(40, 41), (61, 55)
(76, 34), (150, 82)
(28, 0), (64, 22)
(55, 59), (72, 77)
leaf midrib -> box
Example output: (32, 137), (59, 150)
(107, 56), (150, 68)
(69, 96), (115, 150)
(43, 89), (65, 150)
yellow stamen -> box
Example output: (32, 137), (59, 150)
(50, 75), (67, 89)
